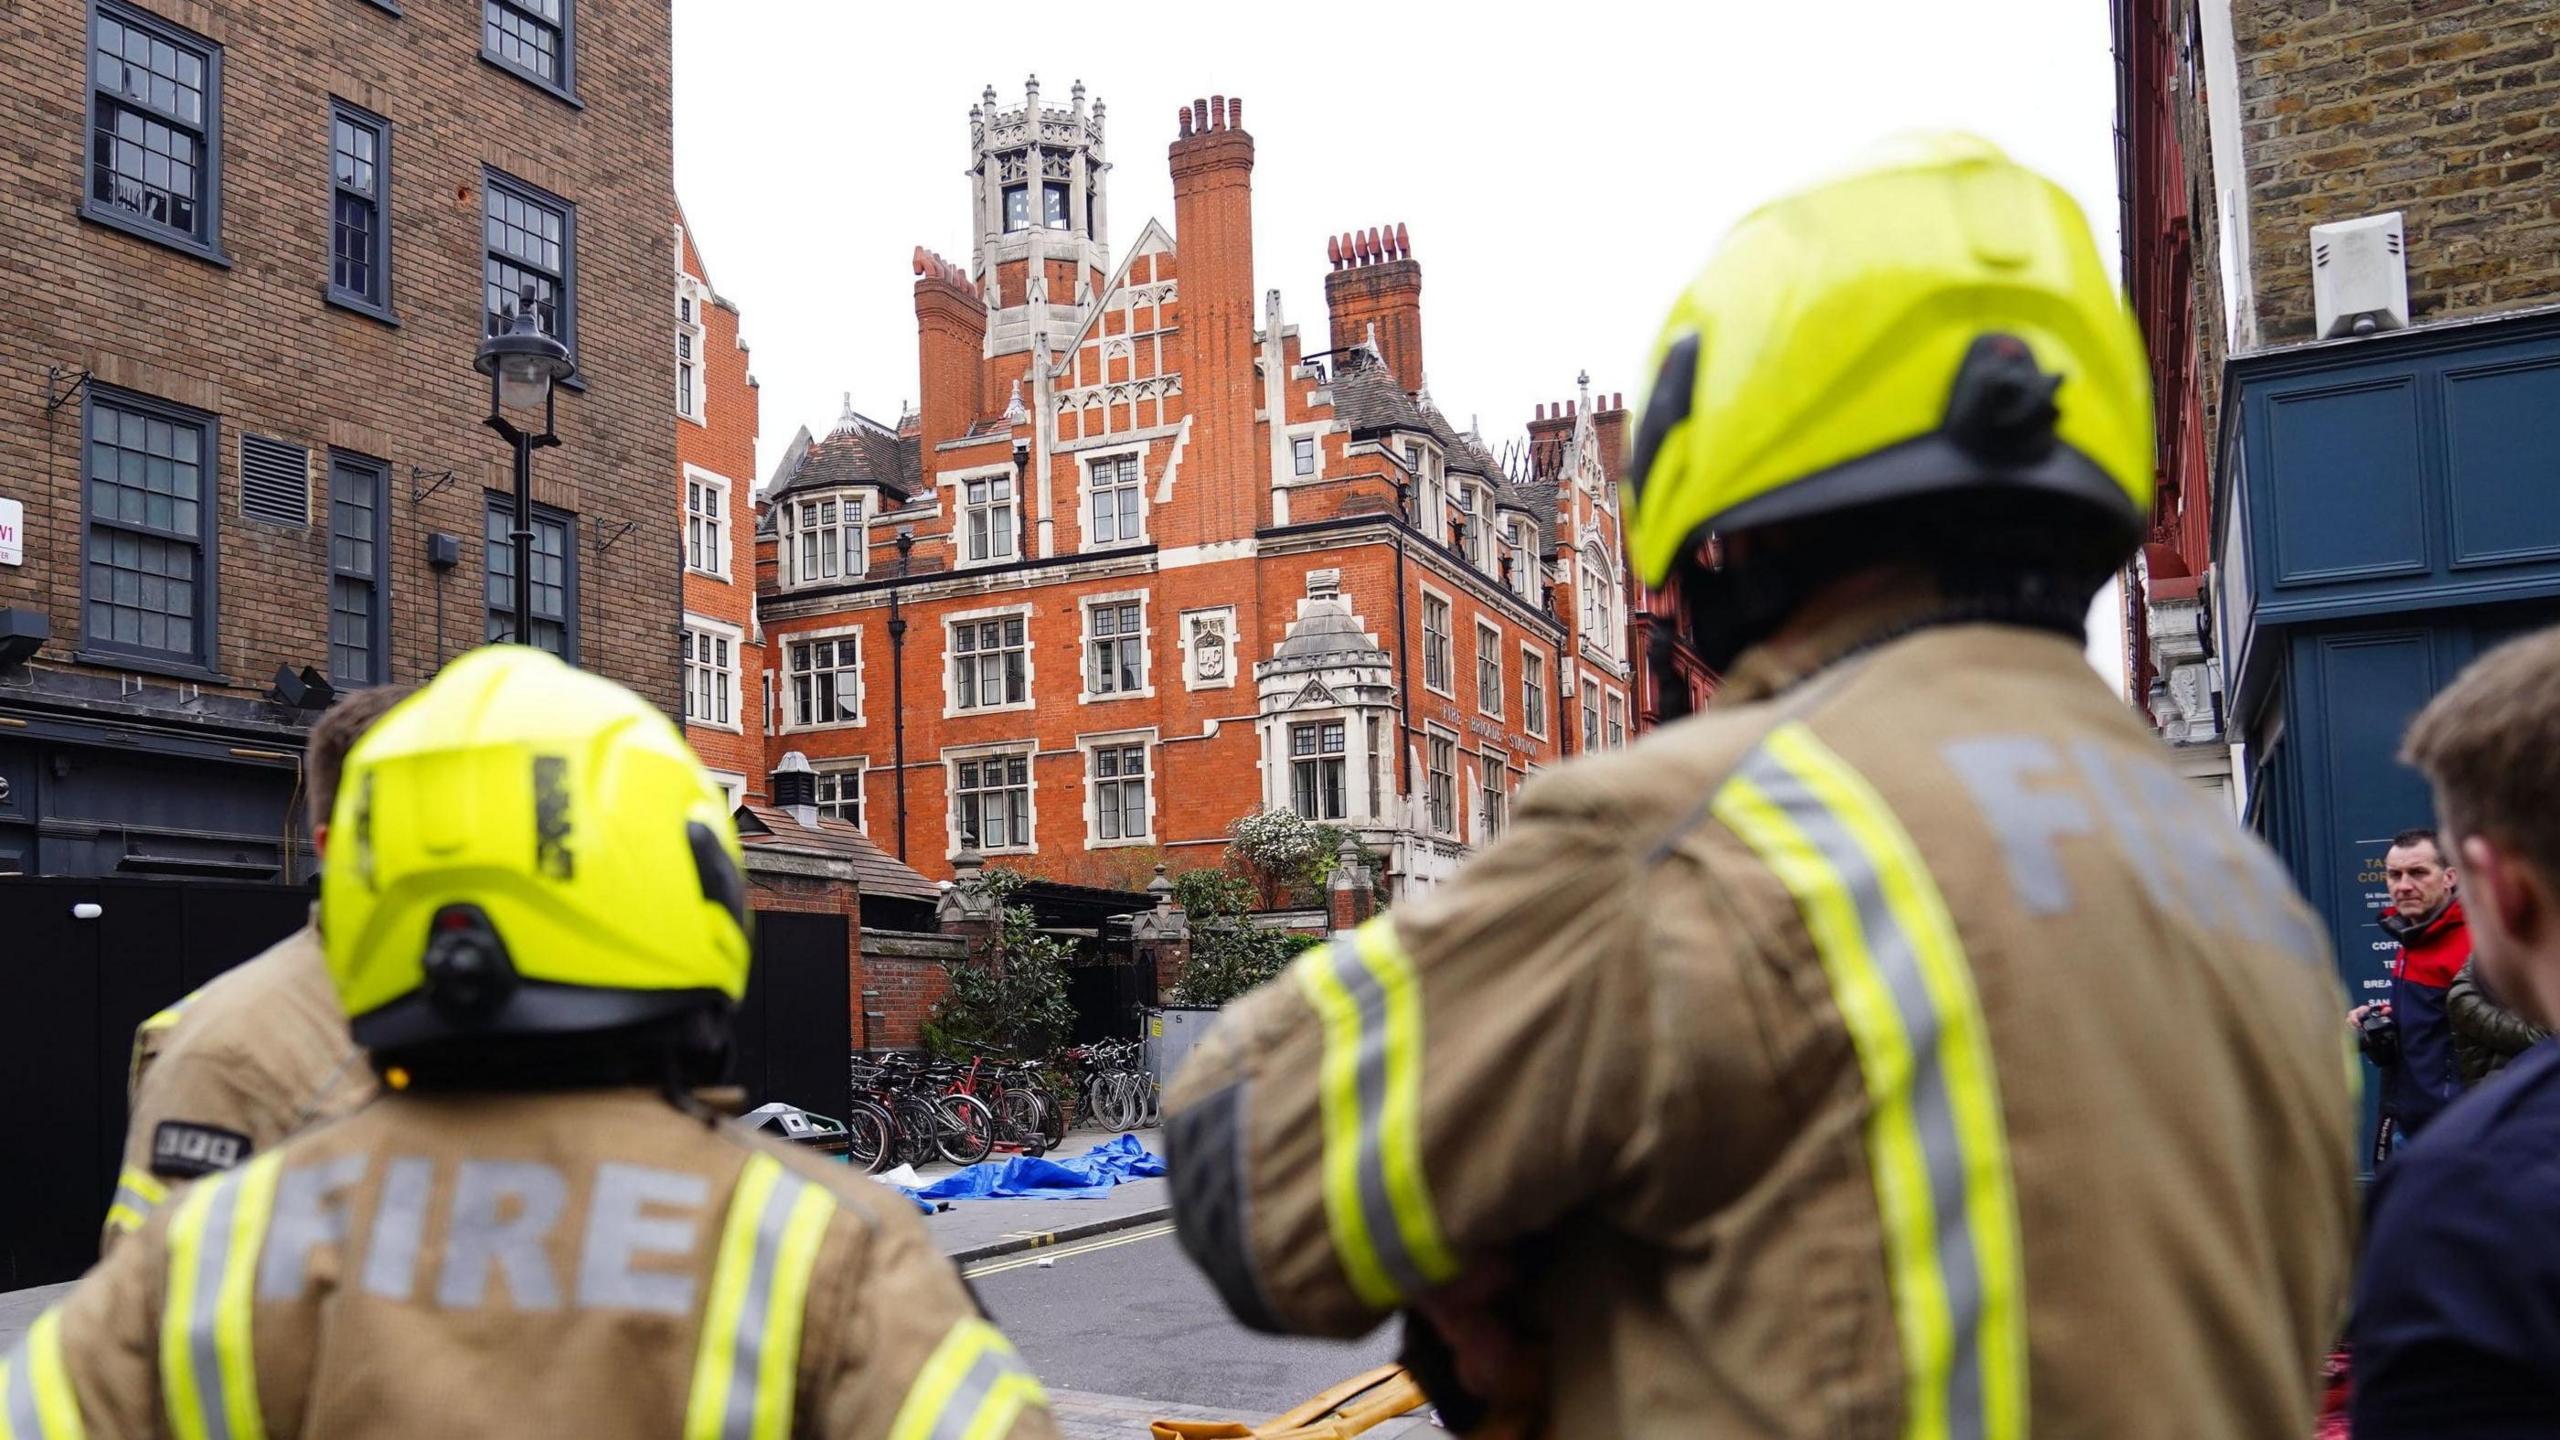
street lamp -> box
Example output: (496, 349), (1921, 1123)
(474, 282), (574, 647)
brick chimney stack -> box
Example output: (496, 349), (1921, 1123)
(1169, 94), (1258, 544)
(912, 246), (986, 459)
(1325, 223), (1423, 394)
(1526, 397), (1575, 478)
(1592, 388), (1630, 484)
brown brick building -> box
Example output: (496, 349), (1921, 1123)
(2115, 0), (2560, 1028)
(754, 82), (1637, 899)
(675, 207), (765, 807)
(0, 0), (679, 875)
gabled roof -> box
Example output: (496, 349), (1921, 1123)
(767, 402), (919, 505)
(734, 803), (940, 903)
(1326, 355), (1435, 437)
(1052, 217), (1178, 374)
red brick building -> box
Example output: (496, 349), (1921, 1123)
(0, 0), (677, 876)
(754, 82), (1635, 898)
(675, 207), (765, 807)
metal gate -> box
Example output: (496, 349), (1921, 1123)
(0, 877), (310, 1288)
(731, 909), (851, 1122)
(0, 888), (852, 1288)
(1067, 954), (1155, 1044)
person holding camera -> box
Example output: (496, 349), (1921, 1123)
(2351, 827), (2472, 1160)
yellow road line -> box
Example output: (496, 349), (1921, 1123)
(964, 1223), (1175, 1278)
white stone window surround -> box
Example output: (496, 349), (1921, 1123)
(1078, 588), (1157, 704)
(1079, 442), (1151, 551)
(704, 769), (745, 813)
(943, 601), (1038, 720)
(1278, 420), (1333, 487)
(683, 463), (733, 580)
(1178, 604), (1237, 691)
(811, 756), (867, 828)
(676, 273), (710, 426)
(1404, 439), (1448, 543)
(1419, 582), (1456, 698)
(1078, 725), (1160, 847)
(779, 488), (868, 589)
(937, 461), (1024, 571)
(1422, 722), (1461, 837)
(1520, 642), (1550, 738)
(1474, 618), (1504, 719)
(944, 738), (1040, 857)
(778, 622), (867, 732)
(681, 612), (744, 734)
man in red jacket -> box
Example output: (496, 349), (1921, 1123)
(2351, 827), (2472, 1155)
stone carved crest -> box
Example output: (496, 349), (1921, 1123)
(1193, 617), (1228, 680)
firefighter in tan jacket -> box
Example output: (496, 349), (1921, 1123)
(1164, 135), (2358, 1438)
(102, 685), (407, 1250)
(8, 646), (1055, 1440)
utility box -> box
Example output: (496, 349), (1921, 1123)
(1145, 1006), (1223, 1087)
(2311, 212), (2409, 339)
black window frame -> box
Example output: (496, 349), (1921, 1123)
(1091, 742), (1149, 842)
(479, 0), (578, 106)
(1290, 720), (1347, 822)
(1085, 600), (1144, 696)
(483, 492), (578, 662)
(954, 751), (1032, 851)
(77, 385), (221, 677)
(326, 451), (390, 686)
(82, 0), (228, 265)
(951, 613), (1028, 711)
(814, 766), (861, 827)
(1001, 184), (1028, 233)
(482, 169), (579, 371)
(1086, 454), (1142, 548)
(325, 99), (395, 324)
(787, 634), (861, 728)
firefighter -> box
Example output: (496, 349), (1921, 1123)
(102, 684), (409, 1252)
(1162, 134), (2357, 1438)
(7, 646), (1056, 1440)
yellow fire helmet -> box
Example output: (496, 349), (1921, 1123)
(321, 644), (750, 1054)
(1622, 132), (2154, 588)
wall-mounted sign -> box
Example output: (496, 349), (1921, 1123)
(0, 498), (21, 567)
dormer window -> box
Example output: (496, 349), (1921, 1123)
(784, 492), (865, 586)
(1406, 441), (1446, 544)
(1463, 484), (1494, 572)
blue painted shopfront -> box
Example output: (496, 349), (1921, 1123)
(2213, 308), (2560, 1146)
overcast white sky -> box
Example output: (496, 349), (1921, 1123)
(670, 0), (2129, 683)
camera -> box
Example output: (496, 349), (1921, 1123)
(2356, 1003), (2401, 1067)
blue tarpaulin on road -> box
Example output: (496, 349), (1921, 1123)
(907, 1134), (1165, 1201)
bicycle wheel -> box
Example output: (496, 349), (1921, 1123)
(1001, 1088), (1049, 1157)
(1137, 1074), (1161, 1128)
(1094, 1074), (1136, 1132)
(892, 1095), (942, 1168)
(845, 1100), (896, 1174)
(935, 1093), (997, 1166)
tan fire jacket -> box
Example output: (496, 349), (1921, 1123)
(14, 1088), (1057, 1439)
(1165, 605), (2357, 1439)
(104, 922), (374, 1252)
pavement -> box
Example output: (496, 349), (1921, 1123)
(0, 1124), (1430, 1434)
(969, 1219), (1429, 1436)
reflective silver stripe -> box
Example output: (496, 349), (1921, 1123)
(717, 1170), (808, 1440)
(185, 1176), (240, 1440)
(108, 1180), (160, 1225)
(1738, 745), (1990, 1439)
(1318, 937), (1433, 1301)
(4, 1341), (40, 1440)
(920, 1345), (1032, 1440)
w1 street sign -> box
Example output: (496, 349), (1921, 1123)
(0, 497), (20, 566)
